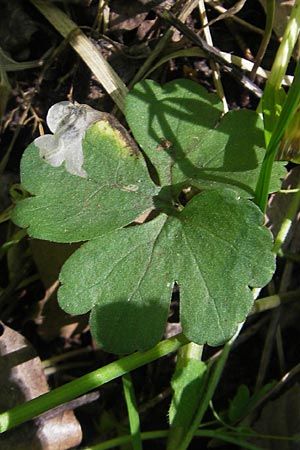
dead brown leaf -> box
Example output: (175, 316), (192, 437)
(109, 0), (149, 31)
(0, 322), (82, 449)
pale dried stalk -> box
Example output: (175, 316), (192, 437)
(30, 0), (128, 112)
(198, 0), (229, 112)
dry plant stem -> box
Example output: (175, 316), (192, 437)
(143, 46), (294, 86)
(267, 362), (300, 399)
(0, 103), (31, 173)
(256, 267), (290, 390)
(198, 0), (228, 113)
(202, 0), (247, 29)
(240, 364), (300, 430)
(44, 361), (95, 377)
(42, 346), (94, 369)
(42, 391), (100, 420)
(219, 53), (292, 86)
(272, 183), (300, 254)
(129, 0), (200, 88)
(158, 9), (263, 97)
(249, 0), (275, 80)
(276, 324), (286, 374)
(251, 290), (300, 314)
(255, 184), (300, 391)
(205, 0), (264, 35)
(138, 387), (172, 415)
(30, 0), (127, 112)
(0, 47), (44, 72)
(93, 0), (109, 33)
(255, 305), (281, 391)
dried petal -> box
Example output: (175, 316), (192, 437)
(35, 101), (103, 178)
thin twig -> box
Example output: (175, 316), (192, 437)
(250, 0), (275, 80)
(205, 0), (264, 35)
(202, 0), (247, 29)
(198, 0), (229, 112)
(129, 0), (200, 88)
(30, 0), (128, 112)
(157, 9), (263, 97)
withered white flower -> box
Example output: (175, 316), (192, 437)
(34, 101), (103, 178)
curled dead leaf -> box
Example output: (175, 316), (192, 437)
(0, 323), (82, 449)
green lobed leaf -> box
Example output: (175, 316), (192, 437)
(12, 81), (279, 354)
(12, 120), (157, 243)
(58, 189), (275, 353)
(126, 79), (284, 197)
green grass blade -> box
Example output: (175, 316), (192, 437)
(122, 373), (143, 450)
(254, 57), (300, 211)
(0, 334), (187, 433)
(254, 0), (300, 210)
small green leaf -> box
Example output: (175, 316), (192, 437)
(58, 189), (275, 353)
(228, 381), (276, 423)
(168, 359), (207, 449)
(12, 118), (157, 242)
(228, 384), (251, 422)
(126, 79), (284, 197)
